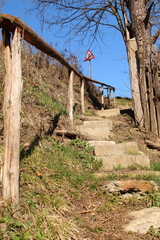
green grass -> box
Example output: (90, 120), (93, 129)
(148, 226), (160, 238)
(128, 163), (150, 170)
(147, 192), (160, 207)
(116, 97), (132, 108)
(134, 173), (160, 184)
(84, 110), (96, 116)
(125, 134), (134, 141)
(151, 161), (160, 171)
(113, 164), (124, 171)
(0, 137), (102, 239)
(23, 81), (66, 115)
(33, 88), (66, 114)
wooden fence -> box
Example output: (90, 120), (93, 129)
(0, 14), (115, 208)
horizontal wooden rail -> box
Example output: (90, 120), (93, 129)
(0, 14), (115, 91)
(82, 75), (115, 91)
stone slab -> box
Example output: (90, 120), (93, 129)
(88, 140), (115, 147)
(97, 108), (120, 117)
(83, 120), (112, 130)
(76, 125), (111, 140)
(124, 207), (160, 234)
(94, 142), (140, 156)
(97, 155), (150, 171)
(80, 115), (105, 121)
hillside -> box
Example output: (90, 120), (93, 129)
(0, 41), (160, 240)
(0, 41), (103, 145)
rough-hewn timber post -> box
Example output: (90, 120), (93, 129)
(113, 89), (116, 108)
(108, 89), (111, 108)
(2, 27), (22, 210)
(101, 84), (104, 110)
(68, 70), (74, 127)
(81, 78), (85, 114)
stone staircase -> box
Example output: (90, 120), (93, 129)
(76, 108), (150, 170)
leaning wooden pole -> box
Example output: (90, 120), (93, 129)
(2, 27), (22, 210)
(81, 78), (85, 114)
(68, 70), (74, 127)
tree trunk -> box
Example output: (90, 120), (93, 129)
(127, 0), (160, 136)
(126, 37), (144, 126)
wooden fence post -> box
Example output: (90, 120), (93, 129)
(2, 27), (22, 210)
(81, 78), (85, 114)
(108, 89), (111, 108)
(101, 84), (104, 110)
(113, 89), (116, 107)
(68, 70), (74, 127)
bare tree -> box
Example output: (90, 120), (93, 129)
(0, 1), (5, 11)
(33, 0), (160, 137)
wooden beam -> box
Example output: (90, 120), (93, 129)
(82, 74), (115, 90)
(68, 71), (74, 127)
(2, 27), (22, 210)
(81, 79), (85, 114)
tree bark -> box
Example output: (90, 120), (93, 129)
(127, 38), (144, 126)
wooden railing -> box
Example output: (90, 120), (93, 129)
(0, 14), (115, 208)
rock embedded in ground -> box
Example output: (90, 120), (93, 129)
(104, 180), (156, 194)
(124, 207), (160, 234)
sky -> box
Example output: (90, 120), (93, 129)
(1, 0), (131, 98)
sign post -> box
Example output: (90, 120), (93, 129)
(84, 49), (95, 78)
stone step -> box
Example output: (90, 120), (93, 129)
(83, 120), (112, 129)
(76, 124), (112, 140)
(97, 108), (120, 117)
(88, 140), (116, 147)
(92, 142), (140, 156)
(80, 115), (105, 121)
(76, 119), (113, 140)
(97, 155), (150, 171)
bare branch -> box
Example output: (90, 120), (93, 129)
(151, 28), (160, 44)
(144, 1), (154, 28)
